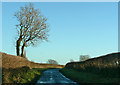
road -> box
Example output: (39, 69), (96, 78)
(36, 68), (78, 85)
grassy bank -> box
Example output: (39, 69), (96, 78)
(60, 68), (120, 84)
(2, 66), (48, 84)
(1, 52), (64, 69)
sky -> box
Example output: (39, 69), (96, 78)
(1, 2), (118, 65)
(1, 0), (119, 2)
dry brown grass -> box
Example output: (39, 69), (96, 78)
(1, 52), (64, 69)
(66, 52), (119, 70)
(1, 52), (64, 83)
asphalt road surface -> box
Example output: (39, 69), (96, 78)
(36, 68), (78, 85)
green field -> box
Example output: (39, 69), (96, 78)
(60, 68), (120, 84)
(2, 67), (48, 84)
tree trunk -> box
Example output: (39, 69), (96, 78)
(16, 38), (22, 56)
(21, 43), (26, 57)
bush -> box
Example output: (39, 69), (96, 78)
(2, 67), (48, 84)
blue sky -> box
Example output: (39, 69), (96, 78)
(2, 2), (118, 65)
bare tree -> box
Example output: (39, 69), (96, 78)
(70, 59), (74, 62)
(47, 59), (58, 65)
(14, 3), (49, 57)
(80, 55), (90, 61)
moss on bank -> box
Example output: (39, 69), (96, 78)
(60, 68), (120, 84)
(2, 66), (48, 84)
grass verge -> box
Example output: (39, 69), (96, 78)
(2, 66), (48, 84)
(60, 68), (120, 84)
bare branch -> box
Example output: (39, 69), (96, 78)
(15, 3), (49, 57)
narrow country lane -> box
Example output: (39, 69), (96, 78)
(36, 68), (78, 85)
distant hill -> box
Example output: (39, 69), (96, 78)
(0, 52), (64, 69)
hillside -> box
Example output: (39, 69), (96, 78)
(60, 52), (120, 83)
(65, 52), (120, 69)
(0, 52), (64, 69)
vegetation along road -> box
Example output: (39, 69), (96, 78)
(36, 68), (78, 85)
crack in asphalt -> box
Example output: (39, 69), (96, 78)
(36, 68), (78, 85)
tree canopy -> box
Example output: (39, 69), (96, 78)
(15, 3), (49, 57)
(47, 59), (58, 65)
(79, 55), (90, 61)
